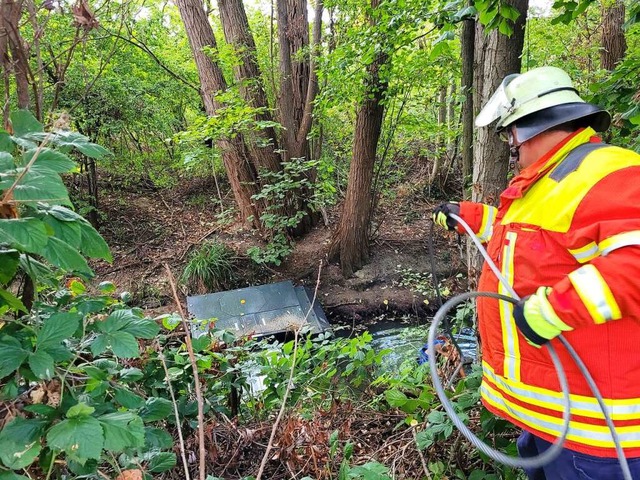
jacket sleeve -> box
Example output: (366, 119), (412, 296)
(547, 166), (640, 329)
(455, 201), (498, 242)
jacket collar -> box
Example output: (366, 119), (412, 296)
(502, 127), (600, 200)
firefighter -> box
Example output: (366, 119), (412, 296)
(432, 66), (640, 479)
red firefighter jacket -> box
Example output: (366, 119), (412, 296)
(457, 127), (640, 457)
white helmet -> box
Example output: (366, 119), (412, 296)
(475, 66), (610, 142)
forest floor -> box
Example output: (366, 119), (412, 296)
(91, 173), (467, 325)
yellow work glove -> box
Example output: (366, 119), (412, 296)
(513, 287), (573, 348)
(431, 202), (460, 231)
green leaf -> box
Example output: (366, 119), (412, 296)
(427, 410), (446, 424)
(38, 312), (81, 350)
(46, 415), (104, 463)
(385, 389), (408, 408)
(73, 142), (111, 160)
(0, 379), (18, 401)
(100, 309), (139, 333)
(0, 249), (19, 284)
(0, 473), (30, 480)
(0, 336), (29, 378)
(0, 218), (48, 253)
(0, 417), (47, 469)
(42, 215), (81, 249)
(110, 331), (140, 358)
(0, 167), (71, 206)
(0, 132), (13, 153)
(67, 403), (95, 418)
(29, 350), (55, 380)
(0, 151), (14, 169)
(119, 367), (144, 382)
(90, 334), (109, 356)
(41, 236), (92, 276)
(0, 288), (27, 313)
(67, 458), (98, 476)
(122, 318), (160, 339)
(10, 110), (43, 137)
(98, 281), (116, 293)
(78, 219), (112, 261)
(99, 413), (145, 451)
(144, 427), (174, 449)
(23, 404), (57, 417)
(148, 451), (177, 473)
(114, 387), (145, 409)
(139, 397), (172, 422)
(21, 148), (76, 173)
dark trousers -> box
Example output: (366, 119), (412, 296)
(517, 431), (640, 480)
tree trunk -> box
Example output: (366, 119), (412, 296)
(217, 0), (282, 173)
(275, 0), (322, 235)
(330, 0), (387, 277)
(460, 13), (475, 199)
(276, 0), (310, 161)
(470, 0), (528, 282)
(429, 85), (447, 183)
(175, 0), (260, 224)
(1, 0), (30, 112)
(600, 0), (626, 71)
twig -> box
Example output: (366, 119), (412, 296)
(255, 325), (301, 480)
(154, 339), (191, 480)
(255, 261), (323, 480)
(164, 264), (206, 480)
(413, 427), (432, 480)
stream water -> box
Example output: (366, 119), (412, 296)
(368, 320), (478, 371)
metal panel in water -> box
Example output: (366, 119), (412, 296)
(187, 281), (330, 338)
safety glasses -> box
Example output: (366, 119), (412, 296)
(498, 127), (516, 145)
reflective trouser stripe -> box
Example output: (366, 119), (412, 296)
(477, 205), (497, 242)
(569, 264), (621, 324)
(483, 361), (640, 420)
(500, 231), (520, 380)
(481, 381), (640, 448)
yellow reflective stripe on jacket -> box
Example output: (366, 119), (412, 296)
(500, 231), (520, 380)
(477, 205), (497, 242)
(600, 230), (640, 256)
(569, 264), (622, 324)
(483, 361), (640, 420)
(481, 381), (640, 448)
(569, 231), (640, 263)
(569, 242), (599, 263)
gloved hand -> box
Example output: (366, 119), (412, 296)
(432, 202), (460, 231)
(513, 287), (572, 348)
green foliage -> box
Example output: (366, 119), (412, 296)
(248, 158), (335, 266)
(0, 111), (111, 292)
(181, 240), (238, 293)
(592, 56), (640, 151)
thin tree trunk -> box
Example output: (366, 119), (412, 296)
(276, 0), (310, 161)
(429, 86), (447, 183)
(461, 13), (474, 200)
(1, 0), (30, 110)
(175, 0), (260, 224)
(470, 0), (528, 283)
(330, 0), (387, 277)
(217, 0), (282, 173)
(600, 0), (626, 70)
